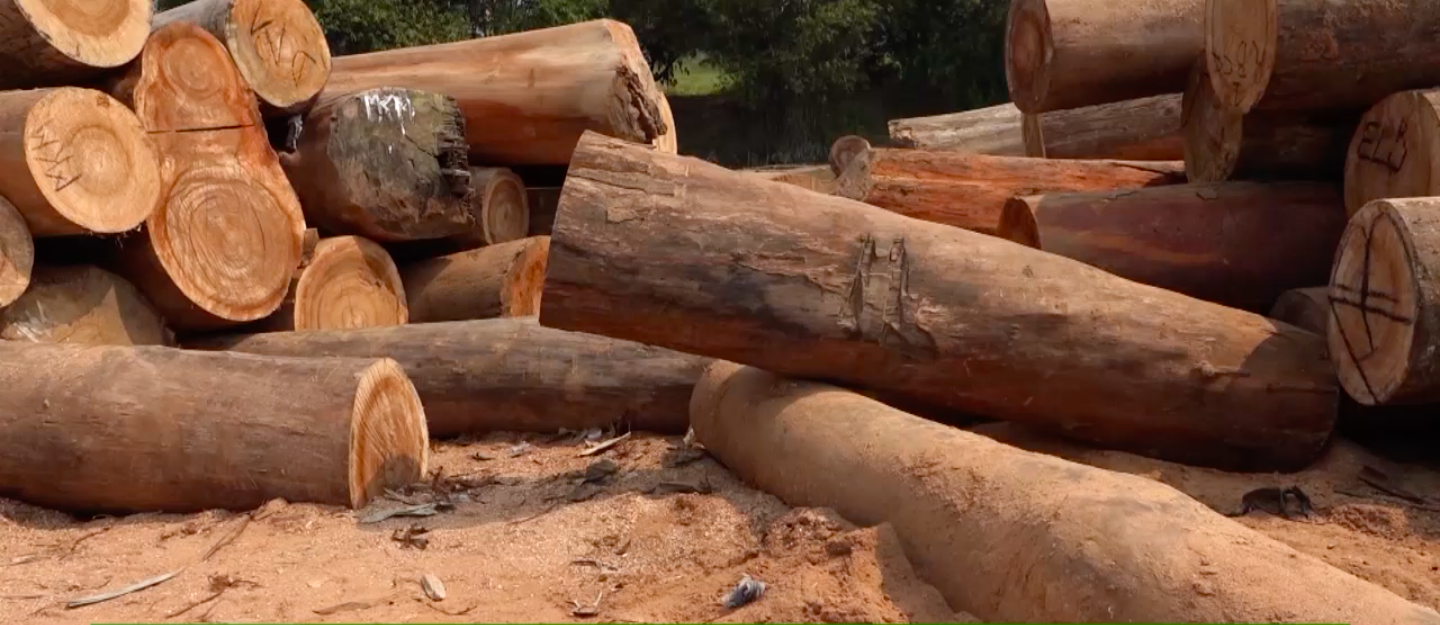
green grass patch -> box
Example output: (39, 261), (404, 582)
(665, 54), (731, 96)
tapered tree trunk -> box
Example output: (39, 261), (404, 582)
(1023, 94), (1183, 160)
(400, 236), (548, 323)
(0, 265), (171, 346)
(541, 132), (1337, 472)
(0, 0), (151, 89)
(887, 103), (1025, 155)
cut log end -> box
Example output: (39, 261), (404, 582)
(348, 357), (428, 509)
(1344, 90), (1440, 216)
(602, 19), (670, 149)
(1182, 62), (1243, 183)
(293, 236), (408, 331)
(1204, 0), (1277, 114)
(829, 135), (871, 176)
(996, 197), (1043, 248)
(0, 197), (34, 307)
(1004, 0), (1052, 113)
(15, 0), (151, 69)
(23, 88), (161, 234)
(475, 168), (531, 245)
(226, 0), (332, 112)
(0, 265), (170, 346)
(653, 92), (678, 154)
(506, 236), (550, 317)
(1328, 200), (1423, 406)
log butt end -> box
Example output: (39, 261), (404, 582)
(1004, 0), (1053, 114)
(16, 0), (151, 69)
(1204, 0), (1277, 114)
(1328, 200), (1424, 406)
(653, 92), (679, 154)
(294, 236), (408, 331)
(829, 135), (871, 177)
(997, 197), (1042, 248)
(504, 236), (550, 317)
(0, 197), (34, 307)
(1344, 90), (1440, 217)
(348, 358), (429, 509)
(226, 0), (333, 112)
(24, 88), (161, 234)
(477, 168), (531, 245)
(600, 19), (671, 150)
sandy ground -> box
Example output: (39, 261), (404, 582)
(0, 433), (960, 624)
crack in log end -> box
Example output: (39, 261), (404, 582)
(838, 235), (939, 361)
(610, 66), (666, 144)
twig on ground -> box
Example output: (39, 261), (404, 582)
(580, 432), (632, 457)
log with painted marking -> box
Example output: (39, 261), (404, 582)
(1344, 89), (1440, 216)
(0, 265), (171, 346)
(0, 0), (150, 89)
(540, 132), (1338, 471)
(401, 236), (548, 323)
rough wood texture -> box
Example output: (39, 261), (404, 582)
(326, 19), (673, 166)
(833, 148), (1186, 235)
(690, 362), (1439, 623)
(0, 342), (427, 513)
(187, 318), (710, 437)
(1206, 0), (1440, 114)
(260, 235), (407, 332)
(401, 236), (548, 323)
(829, 135), (871, 176)
(110, 23), (306, 331)
(1328, 198), (1440, 406)
(1269, 287), (1328, 336)
(541, 132), (1338, 472)
(1183, 61), (1354, 183)
(0, 196), (32, 307)
(748, 165), (836, 194)
(154, 0), (331, 114)
(0, 265), (171, 346)
(1023, 94), (1184, 160)
(280, 88), (474, 242)
(1005, 0), (1202, 114)
(0, 87), (160, 236)
(997, 182), (1346, 312)
(0, 0), (150, 89)
(887, 103), (1025, 155)
(527, 186), (561, 236)
(1344, 89), (1440, 216)
(468, 167), (529, 245)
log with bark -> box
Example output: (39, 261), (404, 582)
(1205, 0), (1440, 115)
(540, 132), (1338, 471)
(887, 103), (1025, 155)
(154, 0), (330, 114)
(109, 23), (306, 331)
(690, 362), (1437, 623)
(1269, 287), (1329, 336)
(997, 182), (1346, 312)
(0, 342), (427, 513)
(833, 148), (1186, 235)
(0, 265), (171, 346)
(1005, 0), (1202, 114)
(1344, 89), (1440, 216)
(400, 236), (548, 323)
(279, 87), (474, 242)
(1182, 60), (1355, 183)
(187, 318), (710, 437)
(1328, 197), (1440, 406)
(0, 87), (161, 236)
(0, 0), (150, 89)
(0, 196), (32, 308)
(259, 235), (408, 332)
(1023, 94), (1184, 160)
(326, 19), (673, 166)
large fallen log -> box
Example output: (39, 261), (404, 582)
(109, 23), (306, 331)
(1005, 0), (1202, 114)
(690, 362), (1436, 623)
(400, 237), (548, 323)
(1182, 60), (1355, 183)
(833, 148), (1186, 235)
(1206, 0), (1440, 114)
(1269, 287), (1329, 336)
(0, 197), (32, 308)
(0, 342), (427, 513)
(1329, 197), (1440, 406)
(887, 103), (1025, 155)
(0, 265), (171, 346)
(1344, 89), (1440, 216)
(540, 132), (1338, 471)
(326, 19), (673, 166)
(259, 235), (408, 332)
(0, 0), (150, 89)
(997, 182), (1346, 312)
(153, 0), (330, 114)
(279, 87), (474, 242)
(1023, 94), (1183, 160)
(0, 87), (161, 236)
(187, 318), (710, 437)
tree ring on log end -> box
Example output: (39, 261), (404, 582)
(1344, 91), (1440, 217)
(154, 167), (299, 322)
(997, 197), (1043, 248)
(0, 198), (33, 307)
(293, 236), (408, 331)
(1328, 200), (1422, 406)
(348, 358), (428, 509)
(829, 136), (871, 177)
(24, 88), (161, 233)
(479, 170), (530, 245)
(1205, 0), (1277, 114)
(1004, 0), (1053, 114)
(18, 0), (149, 68)
(1183, 63), (1244, 183)
(226, 0), (332, 111)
